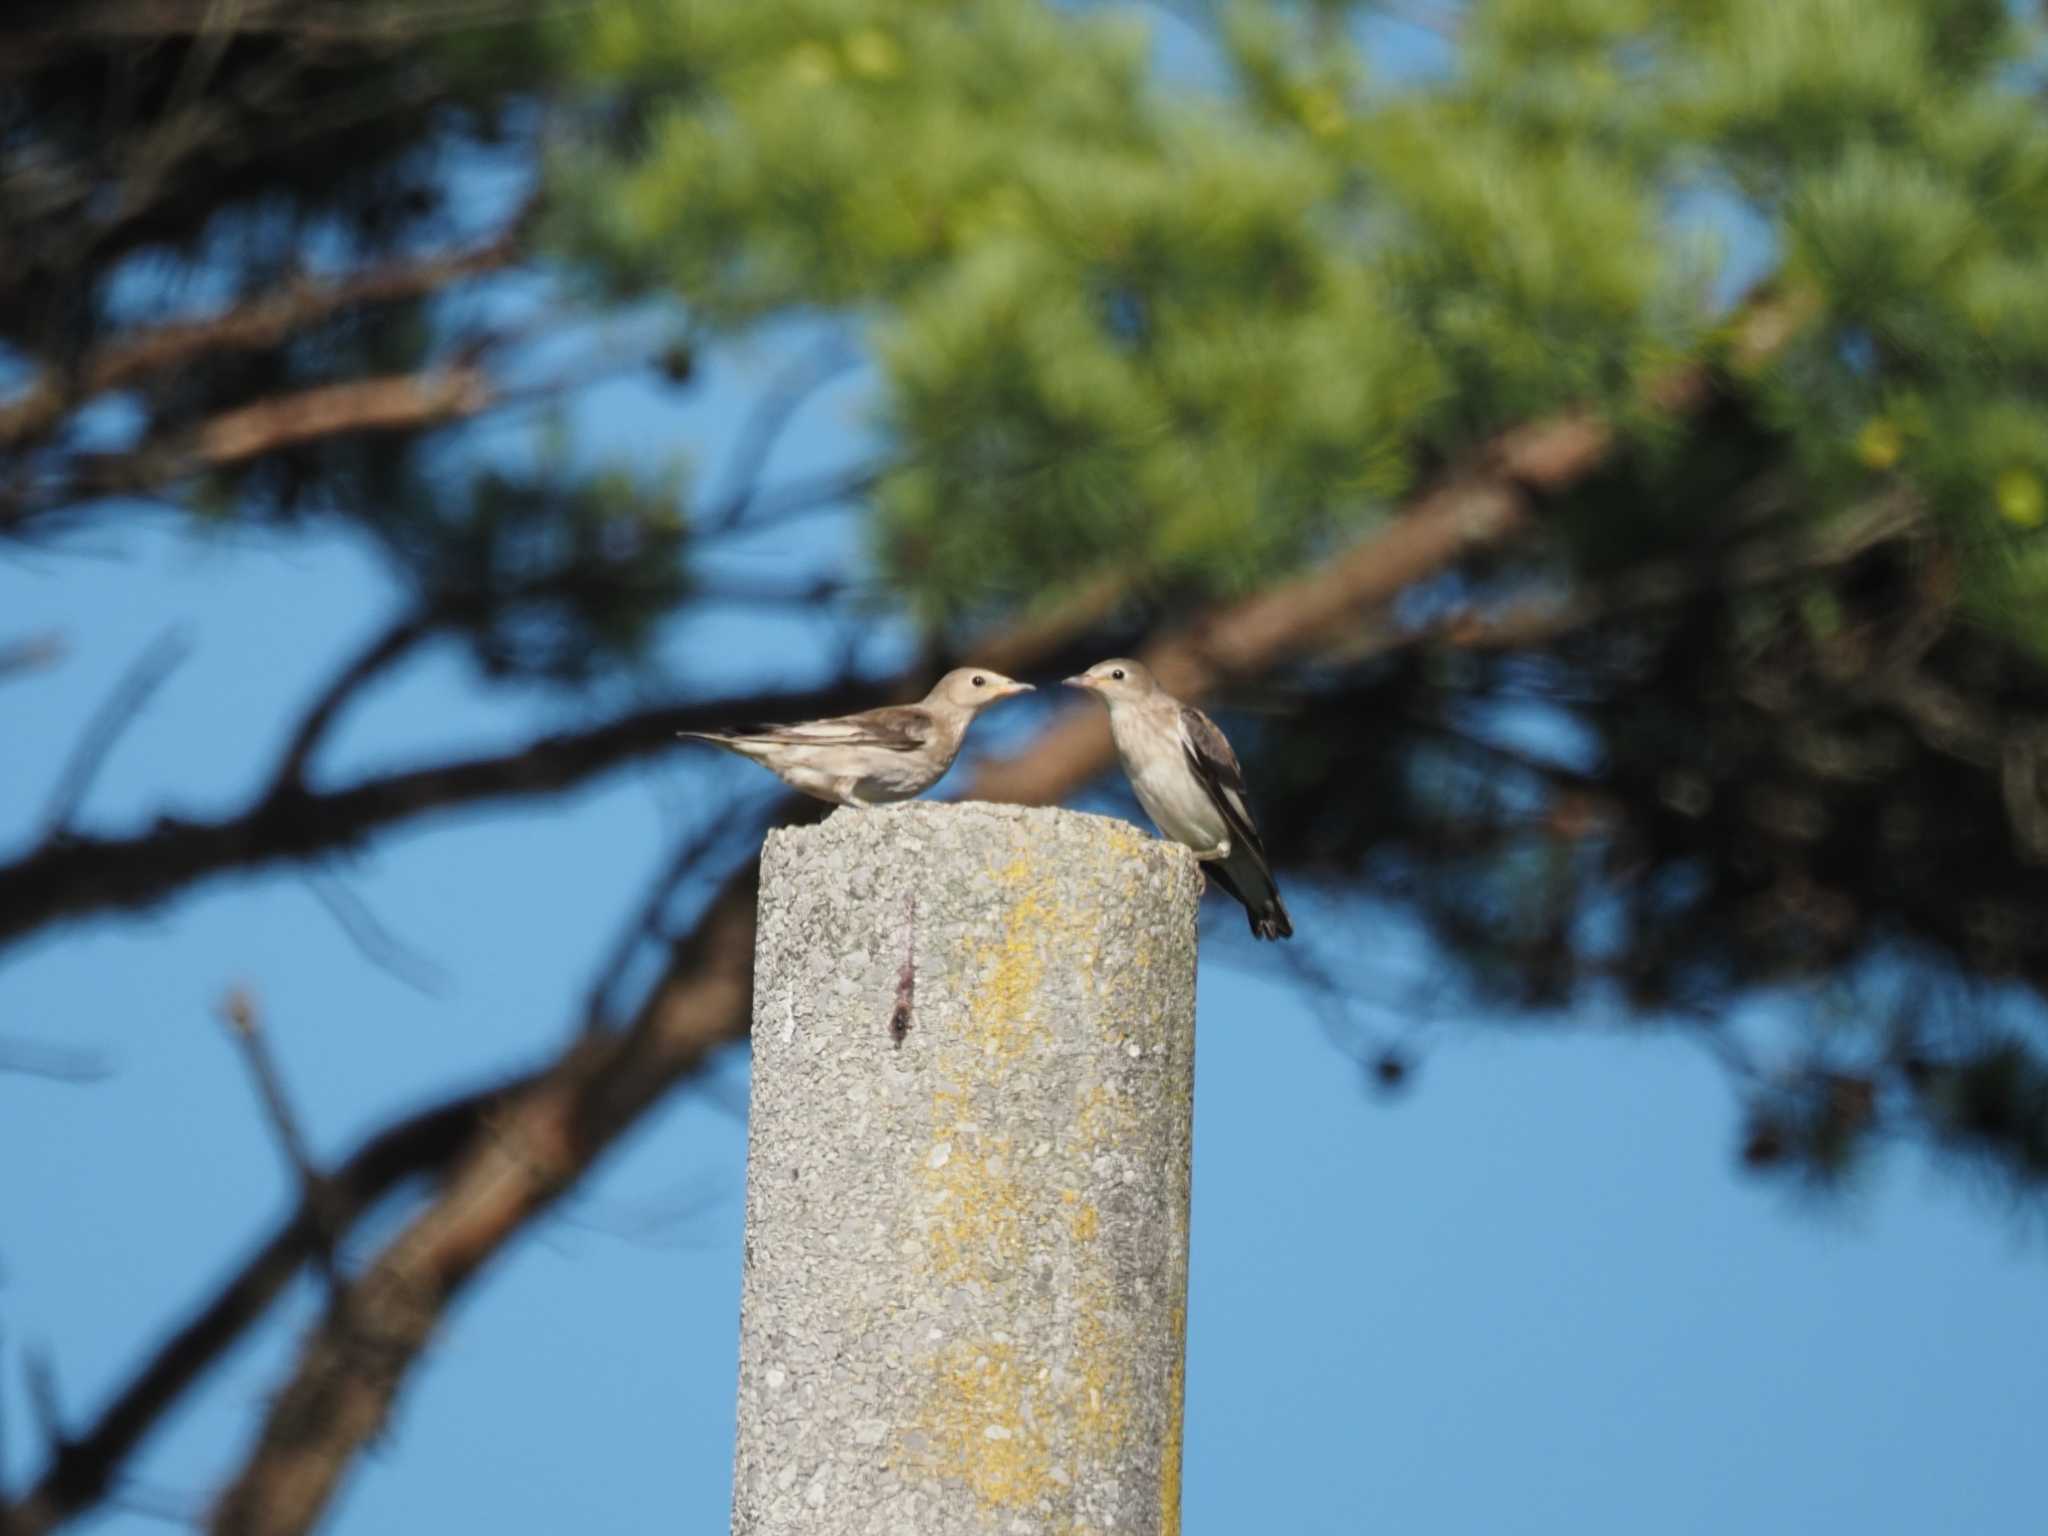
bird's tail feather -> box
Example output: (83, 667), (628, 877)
(1207, 861), (1294, 942)
(1250, 895), (1293, 942)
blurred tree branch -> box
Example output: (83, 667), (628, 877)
(0, 391), (1602, 955)
(2, 1080), (513, 1536)
(0, 230), (520, 452)
(270, 614), (439, 792)
(0, 634), (66, 682)
(0, 678), (886, 954)
(0, 328), (1770, 954)
(85, 366), (494, 481)
(37, 625), (192, 836)
(4, 1), (547, 53)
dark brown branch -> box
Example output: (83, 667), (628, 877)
(0, 679), (890, 956)
(216, 991), (316, 1181)
(0, 1), (555, 86)
(0, 236), (518, 449)
(39, 626), (193, 836)
(270, 612), (434, 792)
(35, 370), (496, 513)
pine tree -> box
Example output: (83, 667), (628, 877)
(548, 0), (2048, 1183)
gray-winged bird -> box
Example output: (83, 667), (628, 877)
(678, 667), (1031, 807)
(1066, 658), (1293, 940)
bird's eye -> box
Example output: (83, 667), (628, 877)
(1111, 668), (1126, 681)
(972, 674), (987, 687)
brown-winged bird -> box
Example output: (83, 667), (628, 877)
(1066, 658), (1293, 940)
(678, 667), (1032, 807)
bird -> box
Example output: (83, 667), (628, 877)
(677, 667), (1032, 807)
(1065, 657), (1293, 940)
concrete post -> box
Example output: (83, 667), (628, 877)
(732, 802), (1203, 1536)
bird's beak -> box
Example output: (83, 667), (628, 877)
(1063, 674), (1097, 691)
(999, 680), (1034, 697)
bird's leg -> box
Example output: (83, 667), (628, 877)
(837, 780), (876, 808)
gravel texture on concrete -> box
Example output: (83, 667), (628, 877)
(733, 801), (1202, 1536)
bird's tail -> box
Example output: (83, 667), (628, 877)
(1247, 892), (1293, 942)
(1207, 859), (1294, 942)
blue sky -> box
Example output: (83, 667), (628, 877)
(4, 11), (2047, 1535)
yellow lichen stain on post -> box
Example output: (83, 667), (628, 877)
(962, 850), (1096, 1059)
(1070, 1300), (1135, 1448)
(906, 1307), (1138, 1516)
(1072, 1076), (1144, 1168)
(1159, 1302), (1187, 1536)
(1098, 819), (1149, 864)
(1069, 1200), (1099, 1244)
(898, 833), (1165, 1518)
(920, 1093), (1032, 1281)
(913, 1341), (1054, 1507)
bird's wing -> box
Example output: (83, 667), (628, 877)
(1180, 705), (1293, 939)
(1178, 706), (1266, 857)
(732, 704), (936, 752)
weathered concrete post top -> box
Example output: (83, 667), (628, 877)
(733, 801), (1203, 1535)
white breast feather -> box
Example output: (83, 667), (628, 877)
(1112, 709), (1230, 858)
